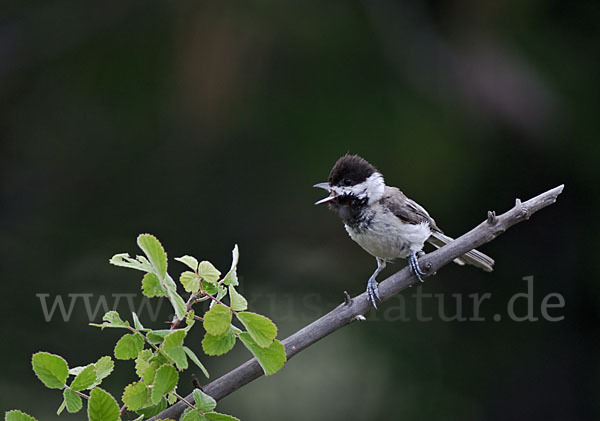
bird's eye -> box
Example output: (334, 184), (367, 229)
(342, 178), (353, 186)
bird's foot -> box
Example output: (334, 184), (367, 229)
(366, 276), (381, 309)
(409, 251), (426, 282)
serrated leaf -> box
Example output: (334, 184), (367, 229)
(167, 288), (187, 321)
(137, 234), (168, 280)
(31, 352), (69, 389)
(183, 346), (209, 378)
(236, 312), (277, 348)
(63, 388), (83, 413)
(122, 382), (149, 411)
(135, 397), (166, 417)
(5, 410), (38, 421)
(204, 412), (240, 421)
(222, 245), (239, 286)
(192, 388), (216, 412)
(146, 329), (172, 345)
(132, 312), (148, 331)
(88, 388), (120, 421)
(180, 271), (200, 293)
(167, 392), (177, 405)
(202, 329), (236, 356)
(91, 356), (114, 388)
(203, 304), (232, 336)
(239, 333), (286, 376)
(114, 332), (145, 360)
(228, 285), (247, 311)
(181, 409), (203, 421)
(151, 365), (179, 404)
(109, 253), (153, 273)
(162, 330), (188, 371)
(90, 311), (130, 329)
(70, 364), (96, 391)
(142, 273), (168, 298)
(198, 261), (221, 283)
(175, 255), (199, 271)
(135, 349), (153, 379)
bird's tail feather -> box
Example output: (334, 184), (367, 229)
(427, 231), (494, 272)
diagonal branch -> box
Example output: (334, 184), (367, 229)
(151, 184), (564, 420)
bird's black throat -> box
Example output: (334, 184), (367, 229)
(328, 195), (372, 231)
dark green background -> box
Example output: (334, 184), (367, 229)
(1, 1), (598, 420)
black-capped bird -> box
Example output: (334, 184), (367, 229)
(314, 154), (494, 308)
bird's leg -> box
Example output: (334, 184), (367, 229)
(409, 251), (426, 282)
(366, 258), (385, 309)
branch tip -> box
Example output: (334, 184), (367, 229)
(343, 291), (352, 306)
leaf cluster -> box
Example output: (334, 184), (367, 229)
(6, 234), (286, 420)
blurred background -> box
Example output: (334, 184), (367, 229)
(1, 1), (598, 420)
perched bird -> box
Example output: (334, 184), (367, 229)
(314, 154), (494, 308)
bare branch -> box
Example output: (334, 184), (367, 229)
(151, 184), (564, 420)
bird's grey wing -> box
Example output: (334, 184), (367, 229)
(382, 187), (442, 232)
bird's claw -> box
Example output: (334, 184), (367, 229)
(366, 276), (381, 309)
(409, 251), (426, 282)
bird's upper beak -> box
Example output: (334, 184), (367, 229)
(313, 182), (336, 205)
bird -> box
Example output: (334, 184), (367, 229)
(314, 154), (494, 309)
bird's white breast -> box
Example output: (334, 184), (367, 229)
(344, 204), (431, 260)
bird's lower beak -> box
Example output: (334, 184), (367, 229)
(313, 182), (336, 205)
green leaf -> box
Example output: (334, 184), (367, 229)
(135, 349), (153, 379)
(214, 285), (227, 305)
(151, 364), (179, 404)
(70, 364), (96, 391)
(180, 271), (200, 293)
(184, 310), (196, 332)
(132, 312), (148, 331)
(63, 388), (83, 413)
(134, 397), (166, 417)
(5, 410), (38, 421)
(109, 253), (153, 273)
(31, 352), (69, 389)
(202, 329), (236, 356)
(222, 245), (239, 286)
(167, 288), (187, 321)
(192, 388), (216, 412)
(201, 280), (218, 295)
(56, 399), (66, 415)
(239, 333), (286, 376)
(228, 285), (247, 311)
(183, 346), (209, 378)
(146, 329), (172, 345)
(137, 233), (168, 280)
(198, 261), (221, 283)
(142, 273), (168, 298)
(89, 311), (130, 329)
(88, 388), (120, 421)
(203, 304), (232, 336)
(162, 330), (188, 371)
(181, 409), (203, 421)
(175, 255), (199, 271)
(122, 382), (149, 411)
(204, 412), (240, 421)
(90, 356), (114, 388)
(114, 332), (145, 360)
(236, 312), (277, 348)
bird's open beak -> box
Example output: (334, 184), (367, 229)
(313, 182), (336, 205)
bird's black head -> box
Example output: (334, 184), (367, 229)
(328, 154), (377, 188)
(314, 155), (385, 222)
